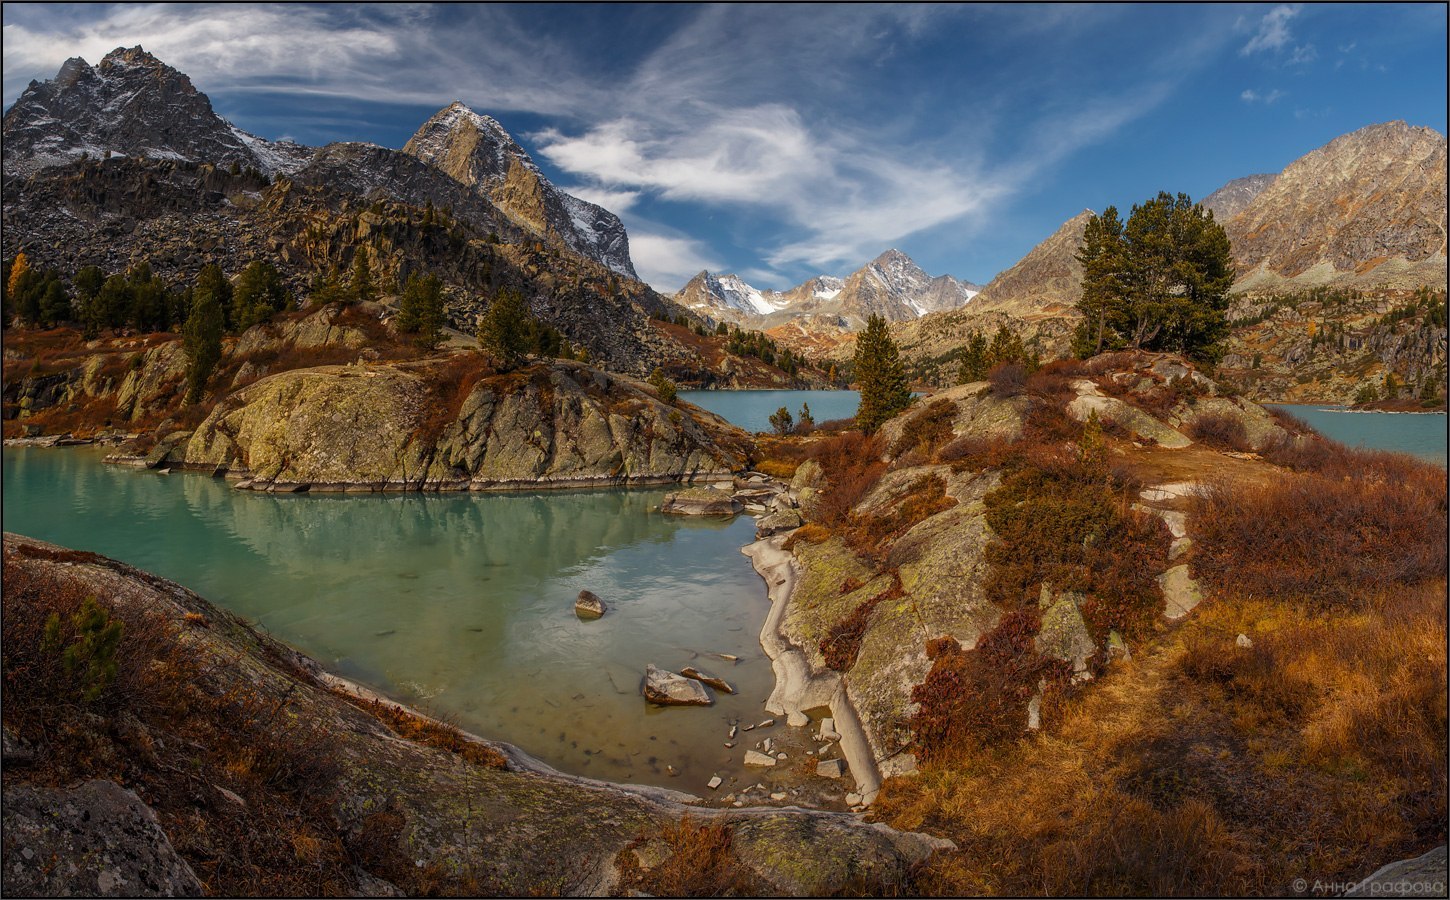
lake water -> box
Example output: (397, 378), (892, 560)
(1, 447), (776, 793)
(1270, 404), (1446, 466)
(680, 389), (861, 434)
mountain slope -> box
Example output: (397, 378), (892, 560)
(1225, 121), (1447, 292)
(1202, 173), (1277, 221)
(402, 102), (637, 279)
(968, 211), (1094, 316)
(2, 47), (310, 176)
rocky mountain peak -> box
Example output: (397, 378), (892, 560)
(2, 46), (308, 177)
(1202, 173), (1277, 221)
(402, 102), (637, 279)
(1225, 120), (1447, 291)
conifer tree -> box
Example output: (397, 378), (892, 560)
(1074, 192), (1233, 361)
(350, 250), (376, 304)
(232, 260), (292, 330)
(396, 272), (446, 349)
(957, 329), (990, 383)
(476, 288), (531, 370)
(183, 275), (226, 403)
(853, 314), (912, 433)
(193, 264), (233, 330)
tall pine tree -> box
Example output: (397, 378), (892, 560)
(183, 276), (225, 403)
(853, 314), (912, 433)
(396, 272), (446, 349)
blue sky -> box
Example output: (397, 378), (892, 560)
(3, 3), (1446, 292)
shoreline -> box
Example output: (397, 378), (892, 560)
(742, 532), (885, 806)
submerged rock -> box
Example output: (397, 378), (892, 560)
(642, 664), (713, 706)
(575, 590), (606, 619)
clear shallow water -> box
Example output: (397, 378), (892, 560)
(2, 447), (775, 792)
(680, 389), (861, 433)
(1269, 404), (1446, 466)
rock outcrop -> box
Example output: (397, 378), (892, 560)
(2, 779), (205, 898)
(174, 358), (752, 490)
(642, 664), (714, 706)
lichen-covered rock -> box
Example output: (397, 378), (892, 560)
(878, 381), (1029, 452)
(756, 508), (803, 538)
(181, 358), (750, 490)
(1179, 396), (1288, 451)
(1035, 586), (1095, 674)
(1067, 379), (1193, 448)
(1, 779), (204, 897)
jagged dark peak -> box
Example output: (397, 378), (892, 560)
(403, 100), (539, 188)
(53, 57), (98, 90)
(2, 45), (308, 177)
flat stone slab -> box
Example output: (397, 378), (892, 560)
(816, 758), (847, 778)
(1160, 565), (1204, 619)
(744, 750), (778, 767)
(642, 664), (713, 706)
(661, 487), (742, 517)
(680, 665), (735, 694)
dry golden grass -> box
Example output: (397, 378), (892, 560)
(614, 817), (762, 897)
(875, 579), (1447, 897)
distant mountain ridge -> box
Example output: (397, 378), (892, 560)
(676, 248), (982, 332)
(2, 47), (637, 279)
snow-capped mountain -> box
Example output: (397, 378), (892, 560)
(2, 47), (312, 176)
(676, 249), (980, 331)
(402, 102), (637, 279)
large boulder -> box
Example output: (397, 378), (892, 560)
(1, 779), (204, 897)
(1034, 585), (1095, 674)
(575, 590), (606, 619)
(642, 664), (714, 706)
(660, 486), (742, 516)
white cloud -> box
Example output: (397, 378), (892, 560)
(627, 232), (724, 293)
(1241, 5), (1299, 55)
(1287, 44), (1317, 66)
(562, 186), (641, 213)
(1240, 88), (1287, 104)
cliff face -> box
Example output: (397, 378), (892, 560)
(177, 357), (754, 490)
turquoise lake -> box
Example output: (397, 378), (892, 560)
(680, 389), (861, 433)
(4, 392), (1440, 794)
(1, 447), (776, 792)
(1269, 404), (1446, 466)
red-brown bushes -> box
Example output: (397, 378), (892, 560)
(909, 609), (1072, 764)
(987, 361), (1027, 397)
(1185, 411), (1251, 452)
(1189, 462), (1447, 608)
(890, 398), (957, 459)
(981, 456), (1170, 636)
(809, 431), (885, 526)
